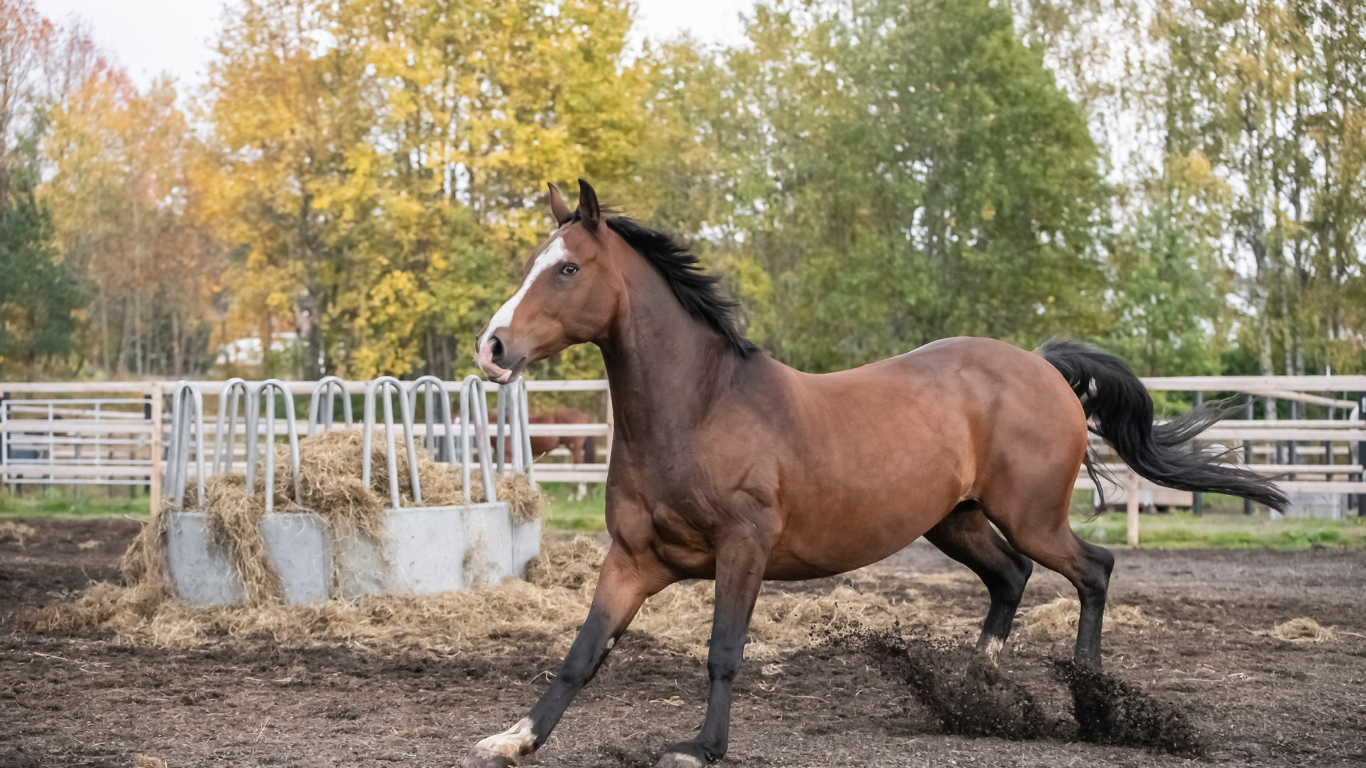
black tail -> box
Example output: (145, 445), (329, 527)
(1040, 340), (1288, 511)
(583, 436), (597, 465)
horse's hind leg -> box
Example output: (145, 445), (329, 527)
(925, 502), (1033, 664)
(984, 486), (1114, 666)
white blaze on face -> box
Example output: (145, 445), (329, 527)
(469, 717), (537, 761)
(480, 236), (569, 349)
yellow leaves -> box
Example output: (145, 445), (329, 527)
(721, 255), (774, 305)
(266, 290), (294, 316)
(370, 271), (433, 318)
(345, 270), (435, 378)
(140, 0), (649, 376)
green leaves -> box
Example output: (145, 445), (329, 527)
(0, 163), (85, 375)
(634, 0), (1106, 372)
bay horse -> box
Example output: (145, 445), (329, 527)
(509, 408), (597, 498)
(463, 181), (1287, 768)
(526, 408), (596, 467)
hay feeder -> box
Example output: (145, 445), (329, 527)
(161, 375), (537, 607)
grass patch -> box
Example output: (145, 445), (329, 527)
(1071, 510), (1366, 550)
(542, 482), (607, 532)
(0, 487), (149, 519)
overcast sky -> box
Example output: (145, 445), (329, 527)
(34, 0), (752, 90)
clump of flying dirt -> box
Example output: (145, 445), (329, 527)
(833, 625), (1058, 741)
(1054, 659), (1203, 757)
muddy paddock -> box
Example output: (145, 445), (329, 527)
(2, 518), (1364, 767)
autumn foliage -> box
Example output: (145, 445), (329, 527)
(1, 0), (1364, 384)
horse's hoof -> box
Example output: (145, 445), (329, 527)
(655, 753), (706, 768)
(459, 750), (516, 768)
(460, 718), (535, 767)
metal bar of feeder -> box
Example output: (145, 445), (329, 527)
(408, 376), (455, 463)
(245, 387), (259, 493)
(214, 378), (248, 475)
(363, 377), (420, 508)
(166, 386), (183, 506)
(168, 382), (206, 510)
(495, 387), (506, 475)
(518, 379), (534, 485)
(461, 376), (497, 502)
(173, 382), (203, 508)
(308, 376), (352, 436)
(256, 380), (303, 513)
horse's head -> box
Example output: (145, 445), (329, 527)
(475, 180), (623, 383)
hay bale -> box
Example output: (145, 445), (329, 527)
(132, 755), (166, 768)
(1023, 596), (1149, 641)
(526, 536), (604, 590)
(498, 472), (548, 523)
(118, 509), (172, 611)
(459, 469), (546, 522)
(295, 429), (386, 538)
(1270, 617), (1335, 643)
(199, 473), (283, 605)
(294, 428), (467, 512)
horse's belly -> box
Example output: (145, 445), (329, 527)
(764, 468), (968, 579)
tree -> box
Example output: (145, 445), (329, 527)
(0, 114), (84, 376)
(204, 0), (648, 379)
(634, 0), (1108, 372)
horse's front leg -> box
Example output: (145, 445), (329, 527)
(461, 545), (665, 767)
(656, 531), (771, 767)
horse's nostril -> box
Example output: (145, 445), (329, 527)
(490, 335), (505, 359)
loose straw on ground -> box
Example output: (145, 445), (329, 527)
(1022, 596), (1151, 641)
(1269, 617), (1335, 643)
(24, 537), (944, 659)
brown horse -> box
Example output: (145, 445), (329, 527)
(505, 408), (597, 498)
(463, 181), (1286, 768)
(523, 408), (597, 465)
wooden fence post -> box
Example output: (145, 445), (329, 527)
(604, 389), (614, 461)
(1192, 390), (1203, 516)
(149, 382), (163, 517)
(0, 390), (6, 495)
(1126, 473), (1140, 547)
(1244, 396), (1254, 515)
(1359, 394), (1365, 517)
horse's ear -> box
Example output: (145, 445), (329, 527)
(548, 183), (572, 226)
(577, 179), (600, 230)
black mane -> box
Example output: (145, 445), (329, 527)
(568, 212), (757, 357)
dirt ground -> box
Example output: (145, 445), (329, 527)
(2, 518), (1365, 767)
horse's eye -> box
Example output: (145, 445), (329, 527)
(560, 263), (579, 277)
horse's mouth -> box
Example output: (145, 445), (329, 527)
(493, 357), (528, 384)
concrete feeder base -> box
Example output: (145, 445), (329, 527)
(164, 502), (537, 606)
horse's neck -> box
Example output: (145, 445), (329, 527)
(600, 282), (742, 449)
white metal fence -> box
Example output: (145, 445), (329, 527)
(3, 376), (1363, 530)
